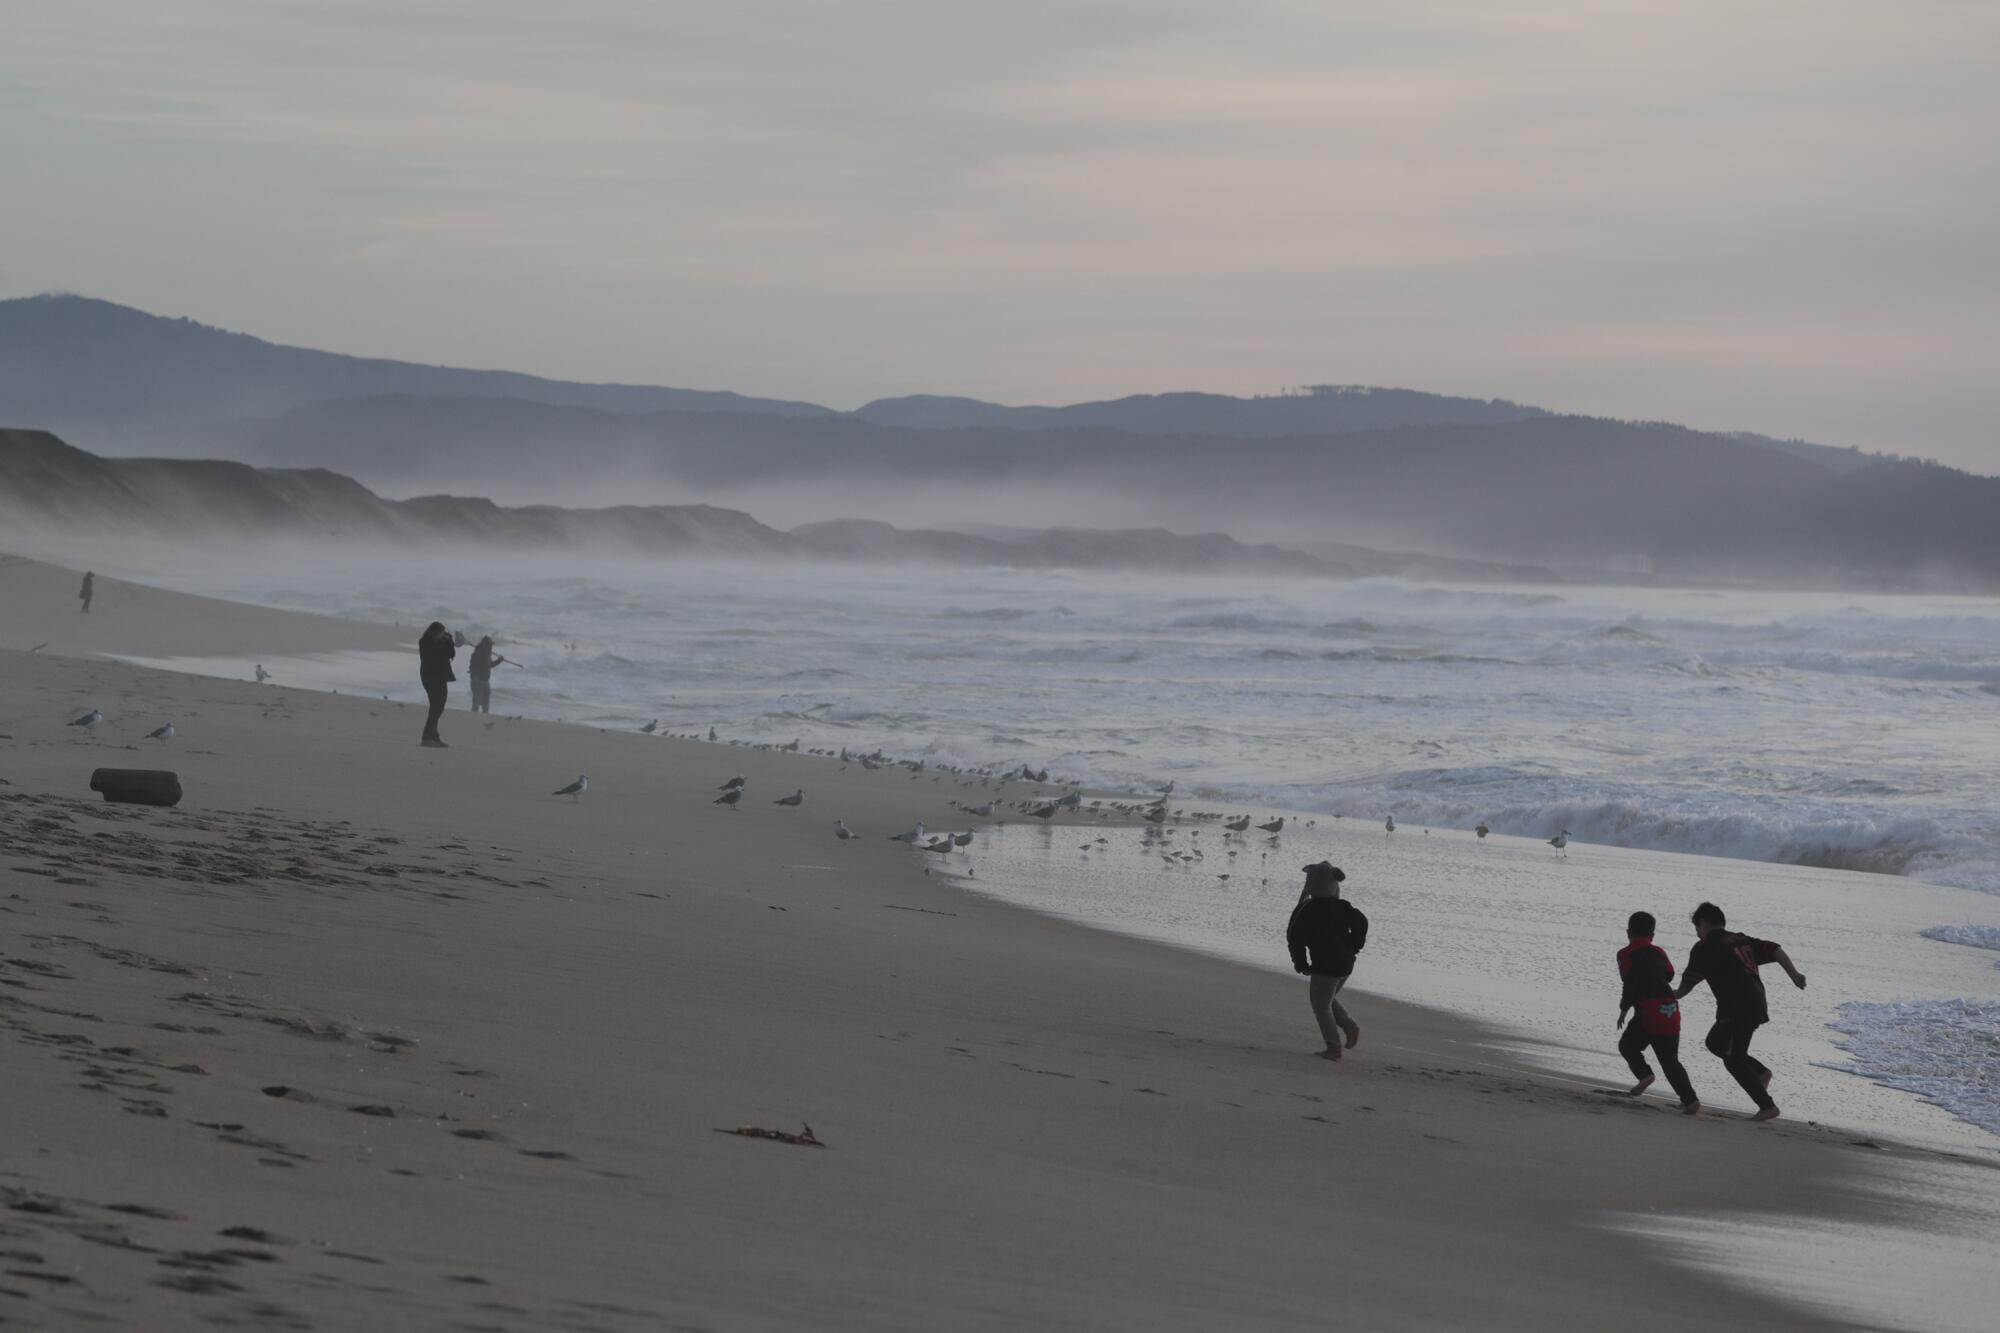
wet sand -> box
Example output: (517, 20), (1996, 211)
(0, 555), (1985, 1330)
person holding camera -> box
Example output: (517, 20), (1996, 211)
(417, 621), (456, 748)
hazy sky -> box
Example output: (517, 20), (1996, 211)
(4, 1), (1996, 464)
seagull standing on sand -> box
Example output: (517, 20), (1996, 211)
(834, 820), (856, 841)
(719, 775), (746, 792)
(641, 719), (658, 734)
(714, 787), (743, 808)
(255, 665), (271, 684)
(68, 709), (102, 730)
(1475, 822), (1489, 840)
(1257, 817), (1284, 834)
(1549, 829), (1570, 858)
(1384, 816), (1396, 836)
(1224, 815), (1251, 833)
(965, 801), (995, 817)
(890, 822), (927, 843)
(773, 789), (804, 806)
(146, 723), (175, 742)
(553, 776), (588, 801)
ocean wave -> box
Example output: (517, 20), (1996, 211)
(1266, 777), (1999, 891)
(1318, 647), (1516, 666)
(934, 606), (1038, 621)
(1651, 654), (1732, 677)
(1168, 613), (1307, 632)
(1922, 925), (2000, 956)
(1591, 624), (1669, 645)
(1700, 649), (2000, 685)
(1829, 998), (2000, 1136)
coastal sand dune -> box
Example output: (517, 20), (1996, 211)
(0, 559), (1971, 1329)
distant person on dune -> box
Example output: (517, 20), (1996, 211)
(79, 570), (93, 614)
(418, 622), (456, 748)
(467, 635), (512, 714)
(1673, 902), (1806, 1122)
(1615, 911), (1699, 1113)
(1285, 862), (1366, 1060)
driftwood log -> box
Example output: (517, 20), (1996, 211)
(88, 768), (183, 807)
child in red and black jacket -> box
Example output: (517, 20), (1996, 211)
(1616, 911), (1700, 1113)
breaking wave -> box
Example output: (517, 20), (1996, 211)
(1829, 998), (2000, 1136)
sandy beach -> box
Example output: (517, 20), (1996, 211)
(0, 556), (1989, 1331)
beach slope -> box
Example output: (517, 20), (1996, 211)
(0, 562), (1937, 1330)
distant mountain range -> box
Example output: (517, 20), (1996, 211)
(0, 429), (1558, 582)
(6, 293), (1990, 590)
(3, 294), (1563, 443)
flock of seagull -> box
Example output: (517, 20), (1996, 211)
(558, 725), (1586, 862)
(57, 701), (1576, 859)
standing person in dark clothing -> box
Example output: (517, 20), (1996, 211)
(1285, 862), (1367, 1060)
(466, 636), (512, 714)
(1673, 902), (1807, 1122)
(417, 622), (456, 748)
(1616, 911), (1699, 1113)
(79, 571), (93, 614)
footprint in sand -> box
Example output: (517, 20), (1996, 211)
(219, 1226), (290, 1244)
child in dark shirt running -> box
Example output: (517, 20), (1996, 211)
(1615, 911), (1699, 1114)
(1673, 901), (1807, 1122)
(1286, 862), (1367, 1060)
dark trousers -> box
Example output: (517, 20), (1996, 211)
(422, 678), (449, 741)
(469, 677), (491, 713)
(1619, 1020), (1697, 1105)
(1705, 1018), (1774, 1109)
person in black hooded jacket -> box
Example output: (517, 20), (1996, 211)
(1286, 861), (1367, 1059)
(417, 622), (456, 748)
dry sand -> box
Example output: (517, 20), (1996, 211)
(0, 556), (1975, 1330)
